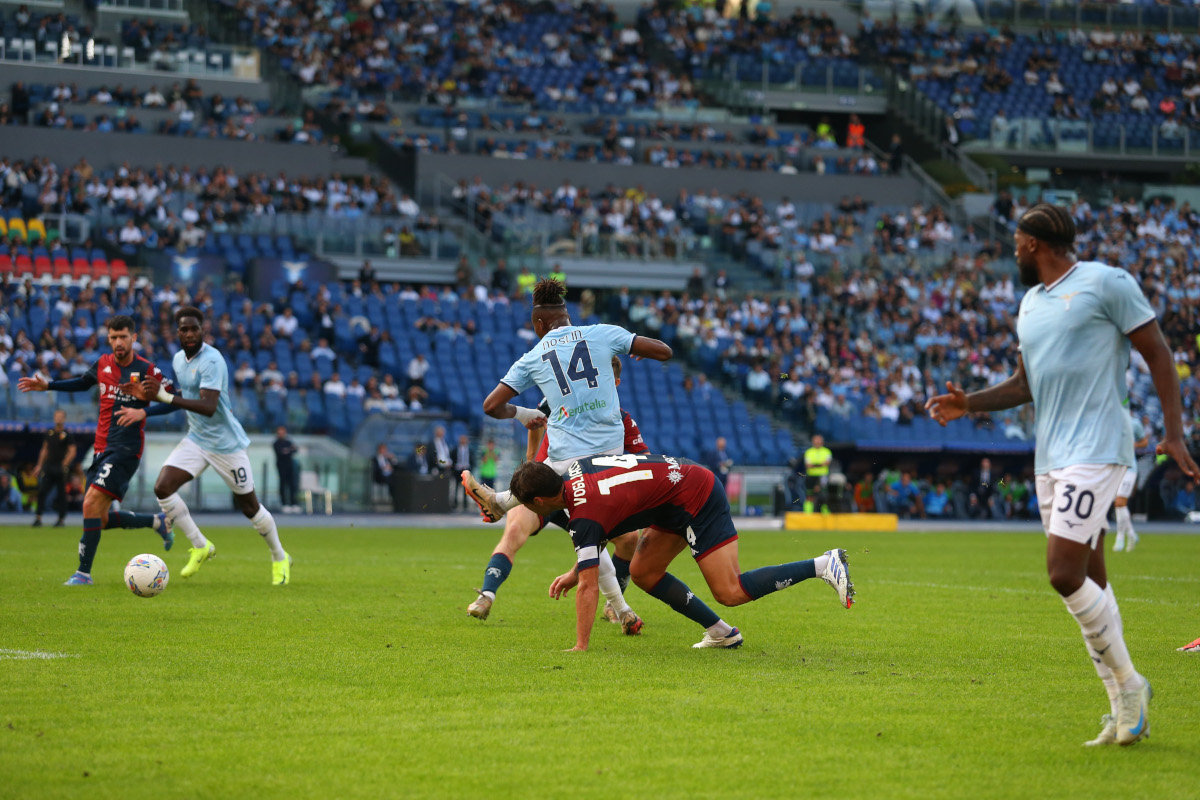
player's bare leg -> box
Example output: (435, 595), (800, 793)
(155, 465), (216, 578)
(234, 490), (289, 585)
(629, 529), (739, 648)
(469, 505), (539, 619)
(1048, 533), (1149, 746)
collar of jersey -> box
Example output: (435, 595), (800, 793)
(183, 342), (207, 364)
(1039, 262), (1080, 293)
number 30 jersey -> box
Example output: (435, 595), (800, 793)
(561, 454), (716, 570)
(500, 324), (635, 462)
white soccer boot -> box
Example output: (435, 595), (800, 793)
(692, 627), (743, 649)
(1116, 678), (1152, 746)
(1083, 714), (1117, 746)
(819, 548), (855, 609)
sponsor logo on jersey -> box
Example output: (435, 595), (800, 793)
(553, 398), (608, 422)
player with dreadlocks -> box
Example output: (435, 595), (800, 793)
(461, 277), (673, 636)
(928, 202), (1199, 746)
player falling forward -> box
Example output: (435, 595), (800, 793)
(926, 203), (1200, 747)
(17, 315), (173, 585)
(466, 355), (646, 634)
(509, 454), (853, 651)
(461, 278), (672, 627)
(115, 307), (291, 585)
(1112, 405), (1149, 553)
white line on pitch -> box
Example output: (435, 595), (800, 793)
(0, 648), (79, 660)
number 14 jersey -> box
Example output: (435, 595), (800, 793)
(500, 324), (635, 462)
(562, 454), (715, 570)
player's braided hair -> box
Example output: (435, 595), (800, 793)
(509, 461), (564, 504)
(1017, 203), (1076, 251)
(532, 277), (566, 308)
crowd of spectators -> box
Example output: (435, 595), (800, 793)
(867, 16), (1200, 142)
(641, 1), (857, 79)
(449, 174), (952, 264)
(0, 156), (426, 258)
(239, 0), (700, 111)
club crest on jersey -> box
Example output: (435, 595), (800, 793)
(1060, 291), (1081, 310)
(667, 469), (683, 484)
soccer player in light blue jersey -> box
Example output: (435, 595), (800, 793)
(1112, 405), (1150, 553)
(114, 307), (291, 585)
(927, 204), (1199, 747)
(460, 277), (672, 626)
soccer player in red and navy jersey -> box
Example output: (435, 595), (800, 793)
(18, 315), (173, 585)
(467, 355), (646, 633)
(510, 454), (855, 651)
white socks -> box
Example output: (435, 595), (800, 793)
(493, 490), (522, 513)
(1063, 578), (1138, 690)
(706, 620), (734, 638)
(157, 493), (207, 548)
(1115, 506), (1133, 537)
(597, 549), (632, 616)
(251, 505), (287, 561)
(813, 554), (830, 575)
(1085, 582), (1124, 715)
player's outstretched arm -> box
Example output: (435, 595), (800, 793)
(124, 383), (220, 418)
(482, 383), (547, 429)
(1129, 321), (1200, 479)
(20, 374), (94, 393)
(926, 356), (1032, 425)
(629, 335), (672, 362)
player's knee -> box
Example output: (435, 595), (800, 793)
(711, 583), (749, 607)
(153, 476), (173, 499)
(1047, 566), (1084, 596)
(629, 563), (662, 591)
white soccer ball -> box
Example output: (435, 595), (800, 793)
(124, 554), (169, 598)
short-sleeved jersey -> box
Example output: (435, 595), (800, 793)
(81, 353), (162, 456)
(535, 400), (647, 463)
(500, 324), (635, 462)
(1017, 261), (1156, 474)
(560, 454), (715, 570)
(172, 343), (251, 454)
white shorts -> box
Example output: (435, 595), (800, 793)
(543, 444), (623, 476)
(1035, 463), (1126, 548)
(164, 437), (256, 495)
(1116, 466), (1137, 499)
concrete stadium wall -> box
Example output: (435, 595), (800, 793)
(4, 62), (271, 100)
(0, 126), (370, 176)
(417, 152), (925, 204)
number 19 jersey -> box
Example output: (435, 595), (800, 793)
(499, 323), (635, 462)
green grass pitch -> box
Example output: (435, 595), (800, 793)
(1, 525), (1198, 800)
